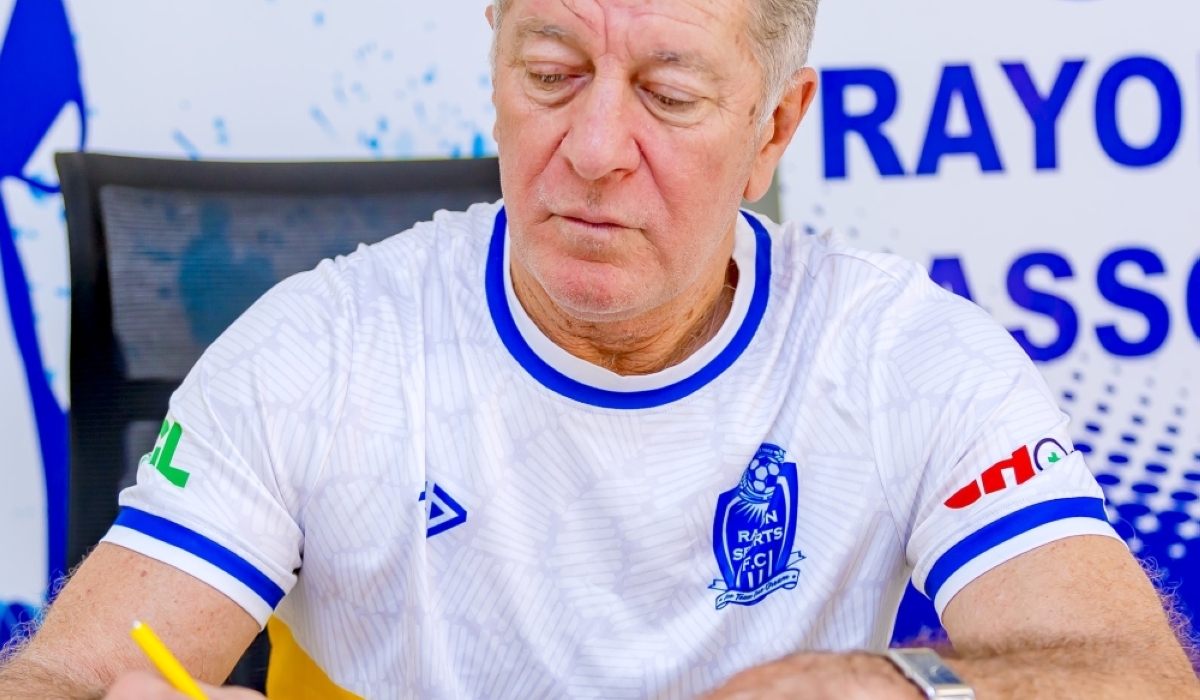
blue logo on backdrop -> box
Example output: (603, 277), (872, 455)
(0, 0), (87, 593)
(710, 444), (805, 609)
(419, 481), (467, 537)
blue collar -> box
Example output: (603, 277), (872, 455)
(485, 207), (772, 409)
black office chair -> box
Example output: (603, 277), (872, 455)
(56, 152), (502, 688)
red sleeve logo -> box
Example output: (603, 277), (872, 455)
(943, 438), (1068, 509)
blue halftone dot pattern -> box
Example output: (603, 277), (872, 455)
(1065, 357), (1199, 636)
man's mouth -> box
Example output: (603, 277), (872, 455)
(554, 210), (630, 230)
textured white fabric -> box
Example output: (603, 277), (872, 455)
(104, 201), (1115, 699)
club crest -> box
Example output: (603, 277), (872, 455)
(710, 443), (805, 610)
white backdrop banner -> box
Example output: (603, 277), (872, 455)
(1, 0), (1196, 648)
(781, 0), (1200, 636)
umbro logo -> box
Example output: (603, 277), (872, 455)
(419, 481), (468, 536)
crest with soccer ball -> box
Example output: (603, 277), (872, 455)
(710, 443), (806, 609)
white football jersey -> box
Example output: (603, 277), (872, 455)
(103, 201), (1118, 699)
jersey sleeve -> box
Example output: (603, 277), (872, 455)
(867, 267), (1122, 617)
(100, 257), (354, 626)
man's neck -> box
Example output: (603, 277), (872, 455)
(510, 243), (739, 377)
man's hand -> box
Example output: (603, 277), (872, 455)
(700, 652), (922, 700)
(105, 671), (263, 700)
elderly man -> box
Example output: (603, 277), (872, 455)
(2, 0), (1197, 697)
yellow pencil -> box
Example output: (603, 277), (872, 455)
(129, 620), (208, 700)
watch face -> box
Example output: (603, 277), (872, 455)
(902, 649), (968, 685)
(922, 657), (964, 686)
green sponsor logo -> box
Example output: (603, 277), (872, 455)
(142, 419), (190, 488)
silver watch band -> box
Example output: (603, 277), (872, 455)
(883, 648), (976, 699)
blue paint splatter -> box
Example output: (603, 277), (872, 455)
(214, 117), (228, 145)
(423, 66), (436, 84)
(357, 131), (381, 154)
(172, 130), (200, 160)
(313, 11), (324, 26)
(392, 130), (414, 157)
(354, 42), (377, 62)
(310, 106), (335, 137)
(472, 132), (486, 158)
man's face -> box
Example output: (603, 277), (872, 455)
(492, 0), (768, 322)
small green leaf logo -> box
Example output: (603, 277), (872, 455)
(143, 419), (190, 488)
(1047, 452), (1060, 464)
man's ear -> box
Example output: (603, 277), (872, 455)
(743, 68), (819, 203)
(486, 4), (495, 29)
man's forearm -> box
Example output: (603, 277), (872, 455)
(946, 642), (1200, 700)
(0, 644), (107, 700)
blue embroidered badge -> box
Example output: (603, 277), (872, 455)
(419, 481), (467, 537)
(710, 443), (805, 609)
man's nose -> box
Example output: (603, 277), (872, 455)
(560, 76), (641, 183)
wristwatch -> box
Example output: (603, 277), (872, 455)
(883, 648), (976, 699)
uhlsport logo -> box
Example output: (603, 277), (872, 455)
(944, 438), (1071, 509)
(710, 444), (805, 610)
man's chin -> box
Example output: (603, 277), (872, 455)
(539, 281), (655, 324)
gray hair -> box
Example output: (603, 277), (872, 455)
(746, 0), (820, 122)
(490, 0), (820, 124)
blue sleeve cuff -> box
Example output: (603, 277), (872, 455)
(922, 497), (1111, 605)
(113, 507), (286, 608)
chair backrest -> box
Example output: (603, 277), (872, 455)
(56, 153), (501, 680)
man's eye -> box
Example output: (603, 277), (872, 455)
(530, 72), (569, 87)
(647, 89), (696, 111)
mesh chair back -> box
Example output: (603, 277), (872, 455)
(58, 151), (500, 579)
(100, 186), (494, 381)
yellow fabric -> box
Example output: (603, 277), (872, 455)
(266, 618), (365, 700)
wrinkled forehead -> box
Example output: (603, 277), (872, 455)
(502, 0), (752, 71)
